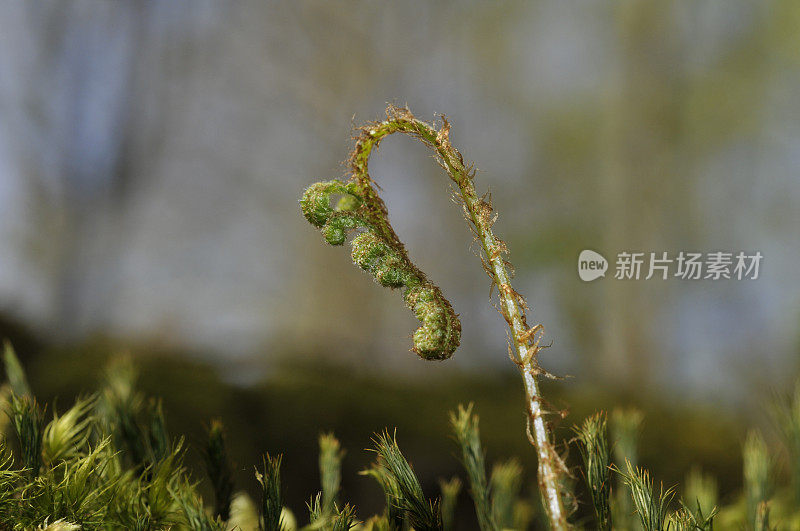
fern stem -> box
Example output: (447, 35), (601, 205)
(341, 106), (568, 528)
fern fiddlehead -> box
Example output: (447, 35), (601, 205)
(300, 106), (568, 528)
(300, 131), (461, 361)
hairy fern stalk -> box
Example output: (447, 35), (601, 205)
(301, 106), (568, 527)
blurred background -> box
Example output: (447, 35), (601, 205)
(0, 0), (799, 526)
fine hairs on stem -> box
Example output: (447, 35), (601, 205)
(300, 105), (568, 527)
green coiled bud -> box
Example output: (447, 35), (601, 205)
(302, 192), (461, 360)
(322, 213), (360, 246)
(300, 181), (339, 227)
(299, 125), (462, 360)
(405, 286), (460, 360)
(300, 180), (361, 229)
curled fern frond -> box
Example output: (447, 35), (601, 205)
(301, 105), (568, 526)
(300, 108), (463, 361)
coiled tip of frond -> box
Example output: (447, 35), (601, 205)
(301, 178), (461, 361)
(300, 180), (361, 229)
(300, 110), (465, 362)
(405, 286), (460, 360)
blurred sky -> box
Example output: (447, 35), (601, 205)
(0, 1), (798, 405)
